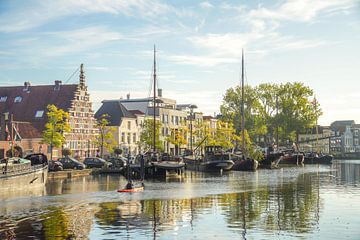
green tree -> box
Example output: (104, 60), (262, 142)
(113, 147), (123, 157)
(220, 82), (322, 146)
(61, 148), (71, 157)
(94, 114), (116, 158)
(139, 119), (163, 152)
(167, 125), (188, 155)
(276, 82), (322, 143)
(42, 104), (71, 160)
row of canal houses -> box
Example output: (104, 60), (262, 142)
(1, 64), (359, 159)
(0, 64), (213, 159)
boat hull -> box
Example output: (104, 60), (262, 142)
(118, 186), (144, 193)
(304, 155), (333, 164)
(152, 161), (185, 176)
(185, 158), (234, 171)
(279, 153), (304, 165)
(232, 159), (258, 171)
(0, 164), (48, 192)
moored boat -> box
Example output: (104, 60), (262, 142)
(185, 146), (234, 172)
(260, 151), (284, 168)
(304, 152), (333, 164)
(231, 153), (258, 171)
(278, 151), (304, 165)
(151, 153), (185, 176)
(0, 157), (48, 192)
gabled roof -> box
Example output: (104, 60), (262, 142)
(95, 101), (136, 126)
(330, 120), (355, 133)
(0, 84), (78, 135)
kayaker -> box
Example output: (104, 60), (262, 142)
(126, 180), (134, 189)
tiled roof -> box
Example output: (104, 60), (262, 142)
(0, 84), (78, 133)
(95, 102), (136, 126)
(16, 122), (42, 139)
(0, 84), (78, 121)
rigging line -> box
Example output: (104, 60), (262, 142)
(64, 66), (80, 84)
(145, 62), (154, 117)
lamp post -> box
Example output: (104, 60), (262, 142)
(189, 104), (197, 153)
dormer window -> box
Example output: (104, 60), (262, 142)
(0, 96), (7, 102)
(35, 110), (44, 118)
(14, 96), (22, 103)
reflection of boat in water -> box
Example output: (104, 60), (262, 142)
(304, 152), (333, 164)
(185, 146), (234, 172)
(0, 157), (48, 193)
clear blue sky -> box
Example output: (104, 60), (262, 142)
(0, 0), (359, 125)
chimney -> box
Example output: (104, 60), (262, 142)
(126, 93), (130, 100)
(23, 82), (31, 92)
(158, 88), (162, 97)
(54, 80), (62, 91)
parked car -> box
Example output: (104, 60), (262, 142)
(48, 160), (63, 172)
(107, 157), (127, 168)
(84, 157), (112, 168)
(24, 153), (48, 166)
(58, 157), (85, 170)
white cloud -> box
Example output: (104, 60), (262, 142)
(249, 0), (357, 22)
(0, 0), (174, 33)
(199, 2), (214, 9)
(168, 54), (238, 67)
(43, 26), (126, 56)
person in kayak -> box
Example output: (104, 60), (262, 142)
(126, 180), (134, 189)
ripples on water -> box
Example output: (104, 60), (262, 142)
(0, 160), (360, 239)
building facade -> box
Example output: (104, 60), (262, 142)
(95, 101), (145, 156)
(0, 64), (98, 159)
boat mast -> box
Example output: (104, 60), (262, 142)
(241, 49), (245, 153)
(153, 45), (157, 153)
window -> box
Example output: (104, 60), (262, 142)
(127, 121), (131, 130)
(133, 133), (136, 143)
(35, 110), (44, 118)
(121, 133), (125, 143)
(14, 96), (22, 103)
(0, 96), (7, 102)
(127, 133), (131, 144)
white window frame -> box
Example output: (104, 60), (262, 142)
(14, 96), (22, 103)
(35, 110), (44, 118)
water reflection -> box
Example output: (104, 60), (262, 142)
(0, 161), (359, 239)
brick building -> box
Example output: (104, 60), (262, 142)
(0, 64), (98, 159)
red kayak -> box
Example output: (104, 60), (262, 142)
(117, 186), (144, 193)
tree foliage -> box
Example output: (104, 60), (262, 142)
(139, 119), (163, 152)
(113, 147), (123, 156)
(42, 104), (71, 159)
(220, 82), (322, 145)
(61, 148), (72, 157)
(94, 114), (116, 157)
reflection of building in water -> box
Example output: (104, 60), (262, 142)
(221, 173), (322, 236)
(66, 204), (100, 239)
(333, 161), (360, 183)
(0, 204), (99, 239)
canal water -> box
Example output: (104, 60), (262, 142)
(1, 160), (360, 239)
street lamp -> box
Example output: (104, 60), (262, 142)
(189, 104), (198, 153)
